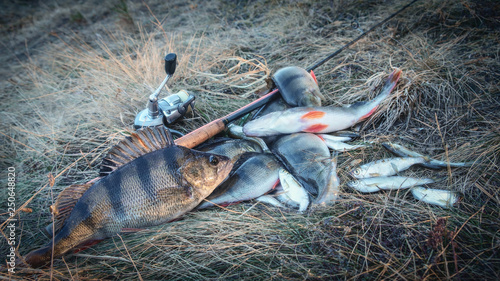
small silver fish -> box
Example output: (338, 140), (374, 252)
(347, 176), (435, 193)
(322, 140), (366, 152)
(411, 186), (461, 208)
(350, 157), (427, 178)
(382, 142), (474, 168)
(276, 168), (310, 212)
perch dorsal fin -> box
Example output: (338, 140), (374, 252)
(99, 126), (174, 177)
(47, 183), (93, 236)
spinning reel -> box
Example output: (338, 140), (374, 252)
(134, 53), (195, 134)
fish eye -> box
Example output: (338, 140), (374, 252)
(353, 168), (361, 175)
(209, 155), (219, 166)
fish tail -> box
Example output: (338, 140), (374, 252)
(23, 245), (54, 268)
(373, 68), (402, 104)
(356, 68), (402, 120)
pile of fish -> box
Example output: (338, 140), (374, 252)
(347, 148), (465, 208)
(20, 66), (471, 268)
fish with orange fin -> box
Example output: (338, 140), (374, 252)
(243, 68), (402, 137)
(22, 127), (233, 268)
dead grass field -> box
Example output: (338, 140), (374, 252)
(0, 0), (499, 280)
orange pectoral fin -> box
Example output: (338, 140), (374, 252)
(272, 179), (280, 190)
(310, 70), (318, 84)
(301, 111), (325, 120)
(360, 106), (378, 120)
(303, 123), (329, 133)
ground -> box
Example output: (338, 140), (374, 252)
(0, 0), (499, 280)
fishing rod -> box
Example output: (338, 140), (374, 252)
(172, 0), (420, 148)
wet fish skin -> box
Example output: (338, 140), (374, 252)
(276, 168), (310, 212)
(251, 96), (291, 120)
(24, 134), (232, 268)
(411, 187), (461, 208)
(314, 155), (340, 206)
(317, 134), (353, 143)
(243, 69), (402, 137)
(226, 124), (271, 153)
(347, 176), (435, 193)
(197, 153), (280, 209)
(272, 133), (331, 197)
(350, 157), (427, 179)
(197, 137), (263, 163)
(272, 66), (324, 107)
(255, 195), (285, 208)
(382, 142), (474, 169)
(322, 140), (366, 152)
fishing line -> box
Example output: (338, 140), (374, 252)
(306, 0), (421, 72)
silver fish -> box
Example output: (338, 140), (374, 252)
(272, 133), (331, 198)
(197, 153), (280, 209)
(276, 168), (310, 212)
(322, 140), (366, 152)
(197, 137), (263, 163)
(347, 176), (435, 193)
(272, 66), (324, 107)
(24, 127), (233, 268)
(382, 142), (474, 169)
(350, 157), (427, 178)
(411, 187), (461, 208)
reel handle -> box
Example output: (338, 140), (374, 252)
(164, 53), (177, 75)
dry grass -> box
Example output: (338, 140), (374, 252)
(1, 0), (499, 280)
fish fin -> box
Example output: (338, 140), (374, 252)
(49, 183), (93, 236)
(73, 239), (104, 254)
(121, 228), (146, 233)
(232, 152), (262, 170)
(272, 179), (280, 190)
(157, 185), (194, 202)
(99, 126), (174, 177)
(360, 106), (378, 120)
(301, 111), (325, 120)
(167, 217), (184, 223)
(310, 70), (318, 84)
(391, 163), (400, 174)
(303, 123), (328, 133)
